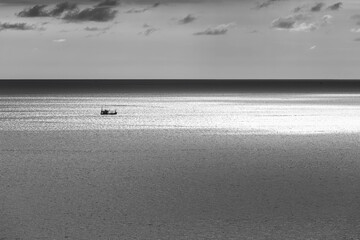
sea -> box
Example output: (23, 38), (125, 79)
(1, 92), (360, 134)
(2, 92), (360, 239)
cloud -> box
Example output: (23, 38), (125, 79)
(256, 0), (283, 9)
(139, 24), (158, 36)
(63, 7), (117, 22)
(291, 22), (317, 32)
(327, 2), (342, 11)
(178, 14), (196, 24)
(271, 14), (310, 29)
(95, 0), (119, 7)
(49, 2), (77, 16)
(17, 5), (48, 17)
(17, 2), (78, 18)
(310, 45), (316, 50)
(53, 38), (66, 42)
(321, 14), (332, 25)
(84, 25), (112, 37)
(271, 14), (332, 32)
(84, 26), (100, 31)
(294, 2), (342, 13)
(311, 3), (324, 12)
(0, 22), (36, 31)
(126, 8), (147, 13)
(125, 2), (160, 13)
(271, 17), (296, 29)
(143, 27), (157, 36)
(17, 2), (119, 22)
(194, 22), (236, 35)
(84, 25), (111, 33)
(152, 2), (160, 8)
(293, 4), (314, 13)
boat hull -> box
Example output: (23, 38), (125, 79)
(101, 113), (117, 115)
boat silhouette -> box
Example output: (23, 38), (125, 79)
(101, 107), (117, 115)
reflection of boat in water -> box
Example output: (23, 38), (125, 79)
(101, 107), (117, 115)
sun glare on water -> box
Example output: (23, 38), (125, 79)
(1, 93), (360, 134)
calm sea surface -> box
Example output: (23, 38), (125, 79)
(1, 93), (360, 133)
(2, 93), (360, 240)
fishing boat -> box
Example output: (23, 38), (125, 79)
(101, 107), (117, 115)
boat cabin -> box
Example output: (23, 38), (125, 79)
(101, 107), (117, 115)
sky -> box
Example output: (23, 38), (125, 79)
(0, 0), (360, 78)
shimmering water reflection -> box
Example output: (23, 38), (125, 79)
(1, 93), (360, 134)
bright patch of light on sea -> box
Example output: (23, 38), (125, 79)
(1, 93), (360, 134)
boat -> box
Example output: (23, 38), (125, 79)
(101, 107), (117, 115)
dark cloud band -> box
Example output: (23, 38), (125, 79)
(16, 1), (119, 22)
(63, 7), (117, 22)
(0, 22), (36, 30)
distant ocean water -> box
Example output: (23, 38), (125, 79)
(1, 93), (360, 134)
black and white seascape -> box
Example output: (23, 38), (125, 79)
(2, 0), (360, 238)
(1, 81), (360, 239)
